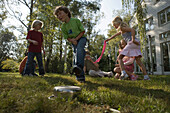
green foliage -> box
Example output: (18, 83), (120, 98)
(0, 72), (170, 113)
(1, 59), (19, 72)
(0, 0), (7, 26)
(0, 29), (19, 71)
(48, 54), (65, 74)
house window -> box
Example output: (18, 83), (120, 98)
(145, 46), (157, 72)
(145, 35), (155, 45)
(152, 46), (157, 71)
(160, 31), (170, 40)
(158, 7), (170, 26)
(161, 42), (170, 71)
(167, 8), (170, 22)
(145, 17), (154, 31)
(151, 36), (155, 43)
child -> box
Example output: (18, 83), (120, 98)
(19, 52), (38, 76)
(23, 20), (45, 76)
(106, 16), (150, 80)
(84, 50), (113, 77)
(54, 6), (87, 82)
(114, 39), (138, 80)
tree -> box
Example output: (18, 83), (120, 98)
(0, 0), (7, 28)
(0, 29), (18, 70)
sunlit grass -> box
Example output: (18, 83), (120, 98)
(0, 72), (169, 113)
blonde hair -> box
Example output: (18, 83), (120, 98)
(112, 16), (128, 30)
(31, 20), (43, 29)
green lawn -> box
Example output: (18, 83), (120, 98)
(0, 72), (170, 113)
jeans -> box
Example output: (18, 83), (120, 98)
(24, 52), (45, 75)
(73, 37), (86, 81)
(21, 60), (36, 75)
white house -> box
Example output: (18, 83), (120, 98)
(129, 0), (170, 75)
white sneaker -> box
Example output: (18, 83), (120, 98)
(109, 71), (113, 77)
(144, 75), (150, 80)
(120, 73), (129, 80)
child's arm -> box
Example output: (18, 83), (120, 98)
(105, 32), (121, 42)
(83, 65), (86, 74)
(75, 31), (85, 41)
(28, 39), (38, 45)
(41, 42), (45, 54)
(67, 31), (85, 45)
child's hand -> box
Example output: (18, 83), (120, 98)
(131, 40), (140, 45)
(43, 50), (45, 55)
(68, 38), (77, 45)
(115, 64), (119, 67)
(72, 39), (77, 45)
(72, 41), (77, 45)
(105, 39), (110, 42)
(32, 40), (38, 45)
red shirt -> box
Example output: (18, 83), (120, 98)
(26, 30), (43, 52)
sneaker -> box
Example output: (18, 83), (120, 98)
(23, 74), (29, 76)
(131, 75), (138, 81)
(144, 75), (150, 80)
(114, 73), (120, 79)
(77, 78), (85, 83)
(40, 74), (44, 77)
(72, 65), (82, 76)
(78, 80), (86, 83)
(29, 73), (34, 77)
(120, 73), (129, 80)
(109, 71), (113, 77)
(33, 73), (38, 76)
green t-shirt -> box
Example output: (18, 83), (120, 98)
(61, 18), (85, 39)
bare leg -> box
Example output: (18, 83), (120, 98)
(135, 56), (147, 75)
(118, 54), (130, 79)
(118, 54), (125, 71)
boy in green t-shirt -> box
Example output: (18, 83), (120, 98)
(54, 6), (86, 82)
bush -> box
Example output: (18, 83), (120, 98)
(1, 59), (19, 72)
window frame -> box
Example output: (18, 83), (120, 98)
(158, 7), (170, 26)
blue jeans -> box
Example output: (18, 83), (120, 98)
(24, 52), (45, 75)
(73, 37), (86, 81)
(21, 60), (36, 75)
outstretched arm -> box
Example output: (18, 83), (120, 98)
(105, 32), (121, 42)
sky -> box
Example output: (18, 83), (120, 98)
(96, 0), (122, 37)
(3, 0), (122, 38)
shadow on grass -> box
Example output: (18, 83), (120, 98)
(83, 76), (170, 105)
(42, 75), (76, 86)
